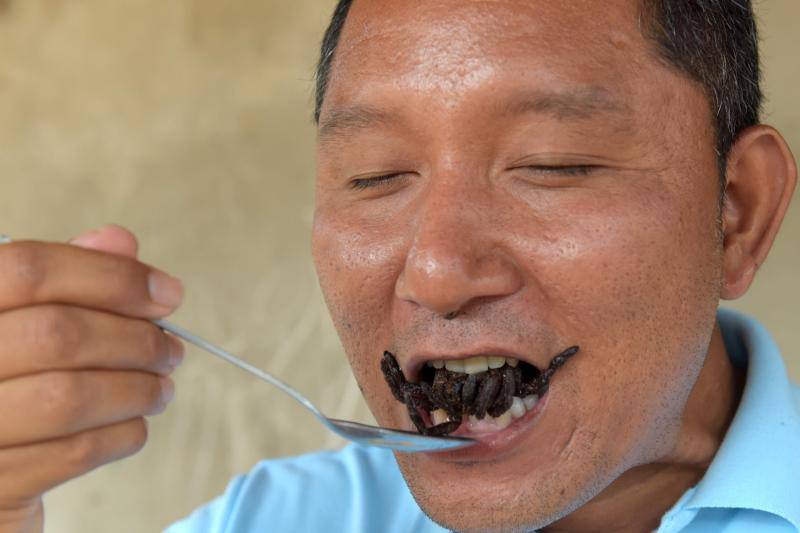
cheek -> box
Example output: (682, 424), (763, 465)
(312, 209), (407, 405)
(540, 184), (722, 461)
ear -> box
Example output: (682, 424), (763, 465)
(720, 126), (797, 300)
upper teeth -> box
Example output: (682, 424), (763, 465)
(487, 356), (505, 369)
(428, 355), (520, 374)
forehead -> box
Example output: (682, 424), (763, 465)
(320, 0), (683, 128)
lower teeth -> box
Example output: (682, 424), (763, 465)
(434, 394), (541, 430)
(470, 410), (513, 430)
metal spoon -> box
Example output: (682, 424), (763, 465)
(0, 234), (474, 452)
(155, 319), (474, 452)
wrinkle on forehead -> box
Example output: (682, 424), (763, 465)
(327, 0), (649, 110)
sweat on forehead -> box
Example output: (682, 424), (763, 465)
(320, 0), (648, 109)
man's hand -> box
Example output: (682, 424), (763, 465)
(0, 225), (184, 532)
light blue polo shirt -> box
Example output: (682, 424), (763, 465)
(166, 309), (800, 532)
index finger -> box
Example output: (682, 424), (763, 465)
(0, 240), (183, 318)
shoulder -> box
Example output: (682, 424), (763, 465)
(165, 445), (445, 533)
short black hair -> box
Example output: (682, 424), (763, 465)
(314, 0), (762, 179)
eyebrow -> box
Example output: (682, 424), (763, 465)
(318, 87), (632, 140)
(318, 105), (398, 140)
(497, 87), (632, 121)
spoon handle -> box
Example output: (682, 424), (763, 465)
(0, 239), (318, 412)
(154, 319), (323, 418)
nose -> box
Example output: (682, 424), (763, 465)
(395, 180), (523, 316)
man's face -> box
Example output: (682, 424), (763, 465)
(312, 0), (723, 530)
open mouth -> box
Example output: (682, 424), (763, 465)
(381, 346), (579, 437)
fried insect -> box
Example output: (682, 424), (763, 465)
(473, 369), (501, 419)
(487, 365), (517, 418)
(432, 370), (465, 413)
(402, 382), (433, 432)
(383, 354), (464, 435)
(381, 351), (406, 402)
(380, 346), (581, 436)
(518, 346), (580, 397)
(512, 364), (523, 392)
(424, 418), (462, 436)
(461, 374), (478, 413)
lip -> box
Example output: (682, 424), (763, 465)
(424, 389), (551, 462)
(404, 346), (546, 381)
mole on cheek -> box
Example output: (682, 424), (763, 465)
(609, 31), (630, 50)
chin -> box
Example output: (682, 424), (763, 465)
(374, 359), (649, 533)
(395, 453), (607, 533)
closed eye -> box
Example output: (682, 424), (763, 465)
(350, 173), (410, 190)
(520, 165), (598, 176)
(349, 166), (596, 190)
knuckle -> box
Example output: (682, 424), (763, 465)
(110, 259), (148, 304)
(39, 373), (86, 431)
(127, 418), (149, 454)
(141, 322), (167, 366)
(31, 306), (82, 364)
(65, 431), (103, 471)
(0, 242), (47, 300)
(65, 419), (149, 473)
(145, 375), (166, 409)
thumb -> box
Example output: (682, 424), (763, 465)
(69, 224), (140, 259)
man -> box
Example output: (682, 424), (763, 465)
(0, 0), (796, 531)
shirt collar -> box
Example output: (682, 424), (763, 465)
(679, 308), (800, 528)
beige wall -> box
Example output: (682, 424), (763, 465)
(0, 1), (797, 532)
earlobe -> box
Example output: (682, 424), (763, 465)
(720, 240), (757, 299)
(720, 125), (797, 300)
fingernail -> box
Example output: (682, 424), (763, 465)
(160, 377), (175, 405)
(148, 270), (184, 308)
(69, 229), (101, 247)
(168, 335), (185, 367)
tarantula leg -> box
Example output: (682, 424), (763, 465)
(549, 346), (579, 372)
(422, 381), (452, 411)
(403, 390), (427, 433)
(518, 346), (580, 397)
(543, 345), (579, 376)
(461, 374), (479, 414)
(381, 351), (407, 402)
(473, 369), (502, 419)
(425, 420), (461, 437)
(424, 419), (462, 437)
(404, 382), (436, 412)
(487, 366), (516, 417)
(403, 382), (464, 436)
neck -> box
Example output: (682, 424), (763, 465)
(543, 321), (746, 533)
